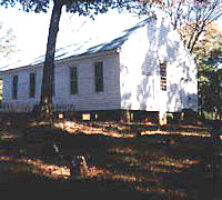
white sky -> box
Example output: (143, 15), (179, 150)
(0, 6), (145, 68)
(0, 5), (222, 69)
(0, 6), (87, 59)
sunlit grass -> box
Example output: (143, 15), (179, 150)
(0, 155), (13, 162)
(16, 158), (70, 179)
(0, 132), (14, 141)
(154, 159), (199, 168)
(53, 120), (134, 138)
(0, 150), (200, 192)
(0, 119), (217, 197)
(108, 147), (138, 155)
(3, 156), (153, 184)
(110, 147), (200, 174)
(51, 120), (214, 140)
(141, 130), (211, 138)
(136, 186), (186, 198)
(13, 158), (110, 180)
(0, 145), (204, 199)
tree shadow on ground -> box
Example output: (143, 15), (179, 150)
(0, 117), (222, 199)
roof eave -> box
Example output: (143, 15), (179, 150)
(0, 49), (119, 75)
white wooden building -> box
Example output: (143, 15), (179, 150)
(0, 11), (198, 122)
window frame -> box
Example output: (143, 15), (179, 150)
(70, 66), (78, 95)
(12, 75), (18, 100)
(160, 62), (167, 91)
(29, 73), (36, 98)
(94, 62), (104, 92)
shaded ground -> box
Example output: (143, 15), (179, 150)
(0, 116), (222, 199)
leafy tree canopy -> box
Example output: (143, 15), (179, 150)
(0, 0), (153, 17)
(149, 0), (222, 53)
(195, 22), (222, 119)
(194, 21), (222, 66)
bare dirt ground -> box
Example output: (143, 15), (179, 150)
(0, 116), (222, 199)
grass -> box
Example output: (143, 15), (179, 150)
(0, 117), (221, 199)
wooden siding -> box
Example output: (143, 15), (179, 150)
(119, 14), (198, 112)
(1, 14), (198, 113)
(1, 52), (121, 112)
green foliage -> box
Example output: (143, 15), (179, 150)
(190, 21), (222, 119)
(157, 0), (222, 52)
(0, 0), (150, 17)
(0, 0), (50, 13)
(198, 64), (222, 118)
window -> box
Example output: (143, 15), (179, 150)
(160, 62), (167, 91)
(95, 62), (103, 92)
(70, 67), (78, 94)
(12, 75), (18, 99)
(29, 73), (36, 98)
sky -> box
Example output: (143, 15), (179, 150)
(0, 6), (86, 59)
(0, 4), (222, 69)
(0, 5), (147, 69)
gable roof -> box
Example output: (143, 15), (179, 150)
(1, 11), (152, 72)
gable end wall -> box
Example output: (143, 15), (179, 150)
(119, 15), (198, 113)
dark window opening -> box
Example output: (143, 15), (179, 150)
(70, 67), (78, 94)
(12, 75), (18, 99)
(95, 62), (103, 92)
(29, 73), (36, 98)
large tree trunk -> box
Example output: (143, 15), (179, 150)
(39, 1), (63, 121)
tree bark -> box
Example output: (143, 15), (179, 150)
(189, 29), (203, 54)
(187, 21), (205, 53)
(39, 0), (63, 121)
(173, 0), (183, 30)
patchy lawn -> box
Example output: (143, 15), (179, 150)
(49, 120), (211, 138)
(0, 118), (222, 199)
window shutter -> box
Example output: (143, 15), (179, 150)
(29, 73), (36, 98)
(12, 75), (18, 99)
(70, 67), (78, 94)
(160, 62), (167, 91)
(95, 62), (103, 92)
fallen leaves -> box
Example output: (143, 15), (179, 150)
(52, 120), (213, 140)
(141, 130), (211, 138)
(109, 147), (138, 155)
(0, 155), (13, 162)
(136, 186), (186, 198)
(0, 132), (14, 140)
(15, 158), (70, 179)
(53, 120), (135, 138)
(152, 158), (199, 169)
